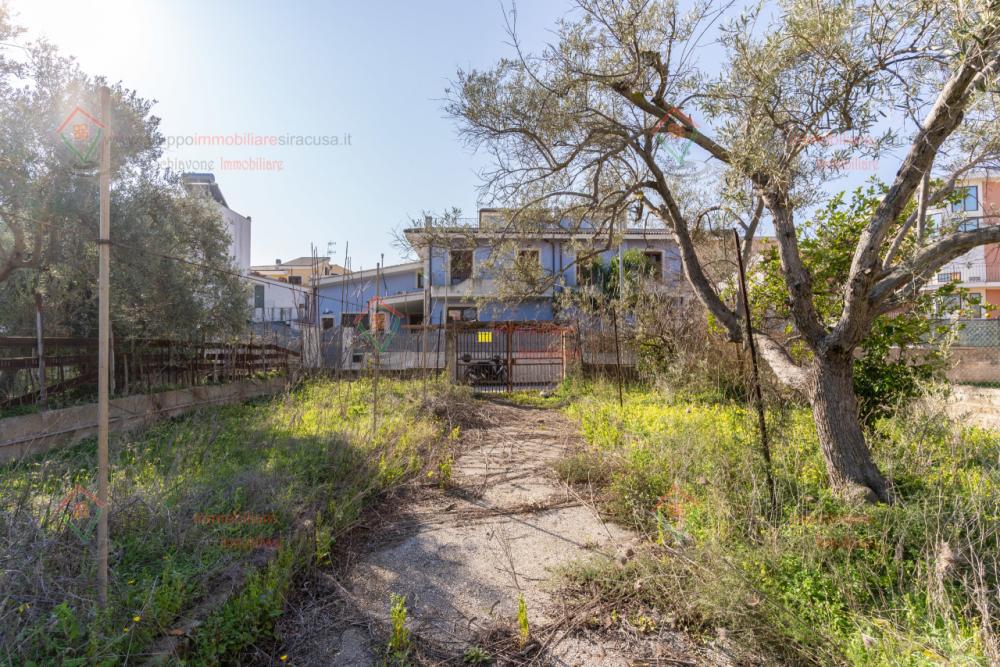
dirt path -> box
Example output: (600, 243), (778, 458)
(274, 401), (702, 666)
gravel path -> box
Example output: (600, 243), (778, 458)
(274, 400), (703, 666)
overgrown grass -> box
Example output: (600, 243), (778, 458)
(0, 377), (463, 665)
(557, 379), (1000, 665)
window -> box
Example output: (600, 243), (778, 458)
(966, 293), (984, 318)
(321, 317), (335, 330)
(342, 312), (365, 327)
(643, 250), (664, 280)
(408, 313), (424, 326)
(577, 260), (601, 287)
(937, 272), (961, 283)
(450, 250), (473, 284)
(416, 270), (424, 289)
(288, 275), (303, 285)
(447, 306), (477, 321)
(516, 248), (540, 269)
(951, 185), (978, 213)
(958, 218), (980, 232)
(253, 285), (265, 309)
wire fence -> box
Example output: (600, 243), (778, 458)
(929, 318), (1000, 347)
(0, 336), (299, 412)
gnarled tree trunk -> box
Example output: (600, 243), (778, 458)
(811, 351), (892, 503)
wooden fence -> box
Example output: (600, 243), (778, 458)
(0, 337), (298, 409)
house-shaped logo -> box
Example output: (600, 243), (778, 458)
(56, 106), (105, 165)
(354, 296), (404, 353)
(651, 106), (697, 167)
(57, 484), (106, 542)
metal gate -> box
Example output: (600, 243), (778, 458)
(454, 322), (568, 392)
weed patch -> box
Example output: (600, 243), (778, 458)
(0, 377), (460, 664)
(560, 380), (1000, 665)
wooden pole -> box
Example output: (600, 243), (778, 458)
(732, 229), (777, 518)
(34, 289), (47, 409)
(96, 86), (111, 607)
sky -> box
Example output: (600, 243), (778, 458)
(7, 0), (903, 271)
(7, 0), (572, 270)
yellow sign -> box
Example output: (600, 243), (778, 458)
(478, 331), (492, 343)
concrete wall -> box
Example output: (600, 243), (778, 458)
(0, 378), (288, 464)
(945, 385), (1000, 430)
(221, 205), (252, 274)
(945, 346), (1000, 383)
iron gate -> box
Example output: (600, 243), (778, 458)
(454, 322), (569, 392)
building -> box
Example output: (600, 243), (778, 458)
(181, 173), (251, 274)
(249, 256), (344, 285)
(925, 173), (1000, 318)
(249, 276), (312, 329)
(313, 209), (686, 328)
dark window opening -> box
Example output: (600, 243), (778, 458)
(342, 312), (366, 327)
(408, 313), (424, 326)
(447, 306), (477, 322)
(517, 249), (540, 270)
(643, 250), (664, 280)
(416, 270), (424, 289)
(450, 250), (473, 285)
(288, 275), (303, 285)
(253, 285), (265, 308)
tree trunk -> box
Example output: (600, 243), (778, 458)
(811, 352), (892, 503)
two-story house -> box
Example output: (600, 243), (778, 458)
(924, 173), (1000, 318)
(313, 209), (686, 328)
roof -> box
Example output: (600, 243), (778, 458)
(182, 172), (228, 207)
(315, 260), (422, 286)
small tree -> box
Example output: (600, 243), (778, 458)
(447, 0), (1000, 501)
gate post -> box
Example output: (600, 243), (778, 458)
(506, 322), (513, 393)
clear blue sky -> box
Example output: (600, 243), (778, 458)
(9, 0), (900, 270)
(8, 0), (571, 269)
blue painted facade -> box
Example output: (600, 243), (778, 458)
(314, 213), (683, 326)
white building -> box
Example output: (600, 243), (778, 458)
(251, 276), (311, 329)
(182, 173), (252, 274)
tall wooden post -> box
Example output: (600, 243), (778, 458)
(34, 290), (47, 409)
(96, 86), (111, 607)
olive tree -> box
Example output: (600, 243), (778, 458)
(0, 3), (248, 339)
(447, 0), (1000, 502)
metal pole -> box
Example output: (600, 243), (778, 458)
(339, 242), (349, 376)
(732, 229), (777, 518)
(372, 256), (382, 435)
(96, 86), (111, 607)
(612, 305), (624, 408)
(614, 216), (625, 407)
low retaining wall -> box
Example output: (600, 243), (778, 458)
(0, 378), (289, 463)
(945, 385), (1000, 430)
(945, 347), (1000, 384)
